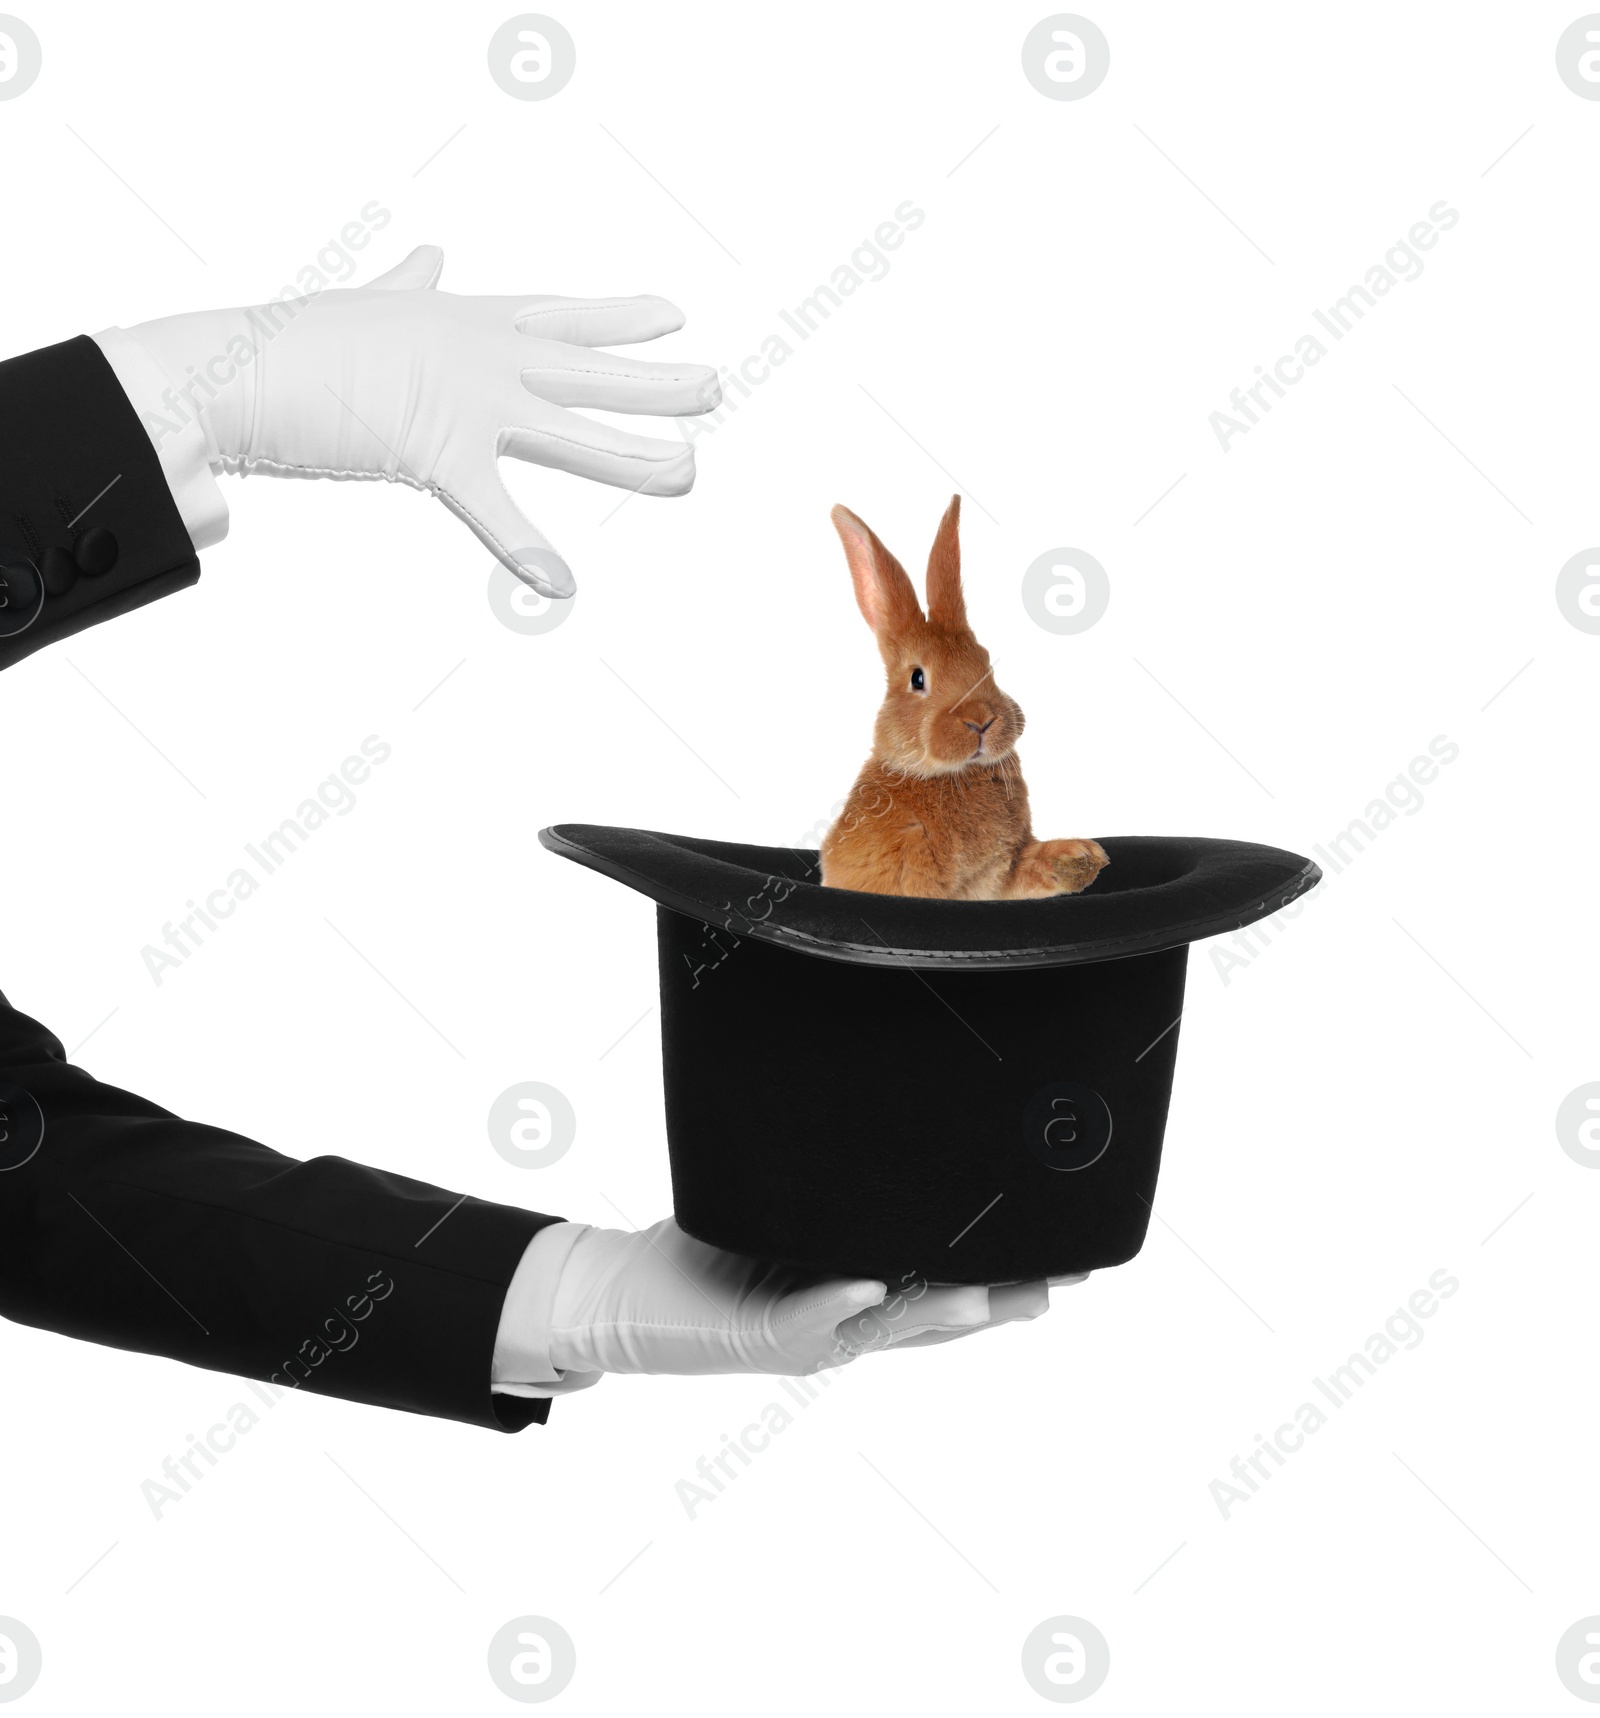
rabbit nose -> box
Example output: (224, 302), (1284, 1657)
(964, 716), (997, 734)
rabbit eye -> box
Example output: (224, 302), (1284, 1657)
(909, 667), (926, 692)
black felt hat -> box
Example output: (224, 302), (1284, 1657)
(539, 827), (1319, 1286)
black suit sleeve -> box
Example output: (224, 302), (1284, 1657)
(0, 994), (562, 1431)
(0, 336), (561, 1427)
(0, 335), (202, 671)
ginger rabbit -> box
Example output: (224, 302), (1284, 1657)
(819, 495), (1108, 900)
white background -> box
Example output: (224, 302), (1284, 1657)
(1, 0), (1596, 1711)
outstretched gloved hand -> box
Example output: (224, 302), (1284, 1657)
(110, 244), (720, 598)
(530, 1218), (1070, 1382)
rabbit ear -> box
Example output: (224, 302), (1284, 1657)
(925, 495), (966, 629)
(832, 505), (923, 638)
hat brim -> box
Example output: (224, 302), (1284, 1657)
(537, 825), (1320, 971)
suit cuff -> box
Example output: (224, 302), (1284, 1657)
(91, 327), (228, 551)
(492, 1222), (603, 1399)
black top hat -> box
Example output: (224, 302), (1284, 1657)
(540, 826), (1319, 1286)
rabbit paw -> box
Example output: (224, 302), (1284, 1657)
(1047, 839), (1109, 895)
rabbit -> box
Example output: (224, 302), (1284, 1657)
(819, 495), (1109, 900)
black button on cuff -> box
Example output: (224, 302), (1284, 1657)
(0, 558), (43, 637)
(40, 546), (77, 597)
(74, 527), (118, 577)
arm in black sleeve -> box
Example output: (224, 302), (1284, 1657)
(0, 336), (557, 1426)
(0, 335), (201, 670)
(0, 990), (561, 1430)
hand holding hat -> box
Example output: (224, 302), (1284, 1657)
(499, 1218), (1067, 1388)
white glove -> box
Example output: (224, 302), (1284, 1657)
(542, 1218), (1061, 1378)
(110, 245), (720, 597)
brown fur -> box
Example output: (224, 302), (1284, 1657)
(819, 496), (1108, 900)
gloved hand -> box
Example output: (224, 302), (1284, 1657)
(113, 245), (720, 598)
(544, 1218), (1068, 1378)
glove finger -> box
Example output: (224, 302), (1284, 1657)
(365, 244), (445, 291)
(520, 353), (722, 418)
(836, 1284), (992, 1356)
(983, 1280), (1051, 1325)
(762, 1278), (886, 1373)
(501, 407), (697, 496)
(892, 1283), (992, 1341)
(881, 1326), (989, 1350)
(886, 1281), (1051, 1349)
(513, 294), (687, 347)
(782, 1278), (887, 1339)
(435, 462), (576, 599)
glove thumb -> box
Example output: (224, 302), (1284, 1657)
(365, 244), (445, 291)
(436, 463), (576, 600)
